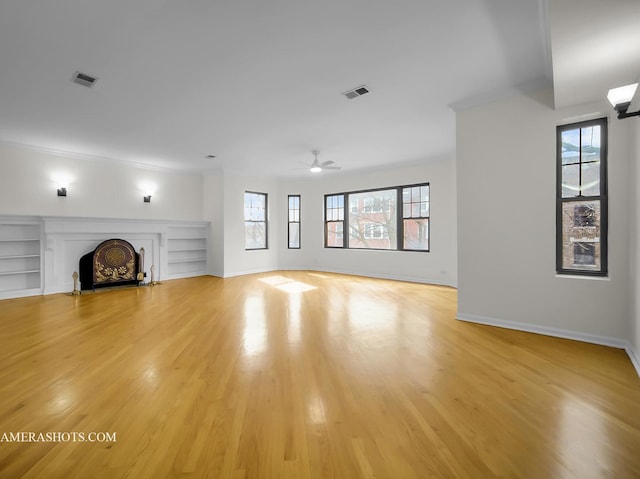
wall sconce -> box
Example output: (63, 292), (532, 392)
(143, 195), (151, 203)
(53, 173), (72, 197)
(607, 83), (639, 119)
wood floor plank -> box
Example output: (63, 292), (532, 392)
(0, 272), (639, 478)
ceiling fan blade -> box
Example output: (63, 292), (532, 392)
(323, 166), (341, 170)
(320, 160), (335, 167)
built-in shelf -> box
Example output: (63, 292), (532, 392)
(168, 248), (207, 253)
(168, 258), (206, 264)
(0, 220), (43, 298)
(0, 216), (210, 299)
(0, 238), (40, 242)
(0, 269), (40, 276)
(166, 226), (208, 279)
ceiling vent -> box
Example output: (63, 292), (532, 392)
(342, 85), (370, 99)
(72, 71), (98, 88)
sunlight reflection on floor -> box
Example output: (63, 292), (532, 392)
(259, 275), (317, 293)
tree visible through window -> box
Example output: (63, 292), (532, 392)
(324, 183), (429, 251)
(245, 191), (267, 250)
(556, 118), (607, 275)
(349, 189), (396, 249)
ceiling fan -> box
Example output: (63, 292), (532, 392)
(307, 150), (341, 173)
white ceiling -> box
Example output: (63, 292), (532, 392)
(1, 0), (552, 176)
(550, 0), (640, 110)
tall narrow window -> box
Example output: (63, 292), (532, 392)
(556, 118), (607, 275)
(325, 194), (344, 247)
(245, 191), (267, 250)
(288, 195), (301, 249)
(402, 184), (430, 251)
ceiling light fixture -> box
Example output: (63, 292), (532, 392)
(307, 150), (341, 173)
(607, 83), (639, 119)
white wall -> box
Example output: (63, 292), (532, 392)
(221, 171), (279, 277)
(0, 143), (203, 221)
(277, 160), (458, 286)
(631, 121), (640, 368)
(457, 88), (631, 343)
(203, 172), (224, 276)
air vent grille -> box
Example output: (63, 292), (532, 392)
(342, 85), (370, 99)
(72, 71), (97, 87)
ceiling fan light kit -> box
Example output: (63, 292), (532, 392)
(307, 150), (341, 173)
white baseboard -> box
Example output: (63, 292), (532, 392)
(0, 288), (42, 301)
(222, 267), (278, 278)
(457, 312), (640, 379)
(626, 344), (640, 379)
(182, 266), (456, 288)
(309, 267), (457, 288)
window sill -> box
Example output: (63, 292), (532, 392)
(555, 274), (609, 281)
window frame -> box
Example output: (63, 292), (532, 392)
(401, 184), (430, 252)
(244, 191), (268, 250)
(556, 117), (608, 276)
(323, 182), (430, 252)
(324, 194), (345, 248)
(287, 194), (301, 249)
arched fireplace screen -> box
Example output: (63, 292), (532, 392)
(79, 239), (143, 291)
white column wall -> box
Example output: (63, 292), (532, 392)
(631, 120), (640, 371)
(456, 88), (631, 344)
(203, 172), (224, 277)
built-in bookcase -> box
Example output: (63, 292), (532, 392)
(0, 220), (42, 298)
(0, 217), (210, 299)
(166, 224), (208, 278)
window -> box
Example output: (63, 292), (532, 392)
(325, 194), (345, 247)
(288, 195), (300, 249)
(556, 118), (607, 275)
(402, 184), (430, 251)
(324, 183), (429, 251)
(349, 189), (396, 249)
(244, 191), (267, 250)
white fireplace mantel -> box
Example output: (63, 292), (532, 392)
(0, 215), (209, 299)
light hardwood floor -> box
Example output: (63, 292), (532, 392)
(0, 272), (639, 478)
